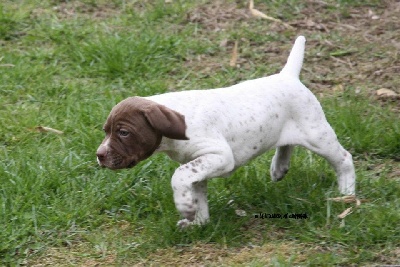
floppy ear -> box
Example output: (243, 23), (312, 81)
(143, 104), (189, 140)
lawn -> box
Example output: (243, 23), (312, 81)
(1, 0), (399, 266)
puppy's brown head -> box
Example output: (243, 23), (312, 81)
(96, 97), (188, 170)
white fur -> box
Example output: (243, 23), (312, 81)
(143, 36), (356, 227)
(97, 137), (110, 165)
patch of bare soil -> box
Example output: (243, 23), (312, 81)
(184, 0), (400, 105)
(31, 1), (122, 21)
(136, 241), (324, 266)
(187, 1), (251, 31)
(299, 0), (399, 93)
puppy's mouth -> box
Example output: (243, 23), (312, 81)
(97, 158), (136, 169)
(127, 160), (137, 168)
(97, 157), (106, 168)
(98, 161), (136, 170)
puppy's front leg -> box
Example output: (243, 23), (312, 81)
(171, 151), (235, 228)
(175, 180), (208, 228)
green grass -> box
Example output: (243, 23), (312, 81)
(1, 0), (399, 265)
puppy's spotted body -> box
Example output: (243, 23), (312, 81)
(97, 36), (356, 227)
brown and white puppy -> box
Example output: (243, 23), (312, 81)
(97, 36), (356, 227)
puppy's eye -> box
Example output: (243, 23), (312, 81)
(118, 130), (129, 137)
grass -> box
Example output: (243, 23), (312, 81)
(1, 0), (399, 265)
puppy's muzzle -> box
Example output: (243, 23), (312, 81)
(96, 146), (107, 166)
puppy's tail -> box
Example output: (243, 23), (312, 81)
(280, 36), (306, 78)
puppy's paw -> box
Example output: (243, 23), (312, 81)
(177, 219), (196, 229)
(270, 163), (289, 182)
(339, 182), (356, 196)
(177, 217), (209, 229)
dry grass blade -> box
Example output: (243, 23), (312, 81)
(235, 209), (247, 217)
(327, 195), (357, 203)
(250, 8), (280, 23)
(249, 0), (255, 10)
(376, 88), (398, 97)
(0, 64), (15, 67)
(229, 40), (239, 67)
(338, 207), (353, 219)
(289, 196), (314, 205)
(328, 195), (364, 219)
(249, 0), (294, 29)
(36, 126), (64, 135)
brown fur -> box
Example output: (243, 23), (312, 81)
(97, 97), (188, 169)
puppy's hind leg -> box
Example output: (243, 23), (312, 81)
(270, 145), (294, 181)
(301, 123), (356, 195)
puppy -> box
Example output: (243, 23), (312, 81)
(97, 36), (356, 227)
